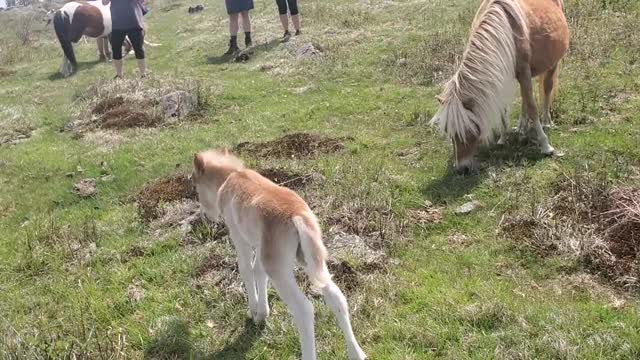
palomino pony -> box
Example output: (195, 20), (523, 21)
(430, 0), (569, 174)
(52, 0), (115, 77)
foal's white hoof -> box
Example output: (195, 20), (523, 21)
(348, 347), (367, 360)
(248, 308), (269, 324)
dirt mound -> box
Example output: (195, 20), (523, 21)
(0, 67), (15, 77)
(135, 174), (196, 222)
(100, 107), (160, 129)
(257, 168), (322, 190)
(235, 133), (348, 159)
(500, 170), (640, 290)
(92, 96), (125, 115)
(68, 78), (201, 134)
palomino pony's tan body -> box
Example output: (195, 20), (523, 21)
(431, 0), (569, 173)
(192, 150), (366, 360)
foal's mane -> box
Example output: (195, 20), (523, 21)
(431, 0), (529, 143)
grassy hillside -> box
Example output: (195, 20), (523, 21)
(1, 0), (640, 358)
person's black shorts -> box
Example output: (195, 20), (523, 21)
(111, 28), (144, 60)
(276, 0), (298, 15)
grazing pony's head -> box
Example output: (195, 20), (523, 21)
(430, 0), (527, 174)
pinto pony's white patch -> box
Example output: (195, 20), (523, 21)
(431, 0), (528, 143)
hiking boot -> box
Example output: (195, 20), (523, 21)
(244, 32), (252, 48)
(294, 29), (302, 36)
(224, 36), (239, 55)
(282, 30), (291, 41)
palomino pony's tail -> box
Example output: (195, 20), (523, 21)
(293, 213), (331, 288)
(53, 10), (77, 67)
(431, 0), (529, 143)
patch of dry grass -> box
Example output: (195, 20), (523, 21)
(500, 168), (640, 290)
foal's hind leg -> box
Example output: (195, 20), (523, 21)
(322, 280), (367, 360)
(540, 64), (560, 134)
(518, 66), (554, 155)
(268, 268), (316, 360)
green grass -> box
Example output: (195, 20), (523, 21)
(2, 0), (640, 358)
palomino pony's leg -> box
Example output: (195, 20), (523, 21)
(229, 230), (259, 319)
(518, 66), (554, 155)
(497, 107), (510, 145)
(321, 280), (367, 360)
(540, 64), (560, 134)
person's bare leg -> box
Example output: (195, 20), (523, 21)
(292, 14), (301, 33)
(241, 11), (252, 47)
(113, 59), (124, 78)
(280, 14), (289, 32)
(226, 13), (240, 54)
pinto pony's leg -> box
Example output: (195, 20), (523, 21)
(97, 38), (106, 61)
(518, 66), (554, 155)
(540, 64), (560, 134)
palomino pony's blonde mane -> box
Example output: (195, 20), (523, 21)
(431, 0), (529, 143)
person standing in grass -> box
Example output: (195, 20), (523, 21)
(106, 0), (147, 78)
(224, 0), (253, 55)
(276, 0), (301, 40)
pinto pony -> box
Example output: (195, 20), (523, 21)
(431, 0), (569, 174)
(52, 1), (115, 77)
(192, 149), (366, 360)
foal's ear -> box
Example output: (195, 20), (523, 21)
(436, 95), (445, 104)
(193, 153), (205, 175)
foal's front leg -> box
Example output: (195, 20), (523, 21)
(229, 230), (259, 319)
(252, 253), (270, 323)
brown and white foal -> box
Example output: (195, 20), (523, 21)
(192, 149), (366, 360)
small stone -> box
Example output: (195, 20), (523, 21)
(100, 174), (114, 182)
(423, 200), (433, 208)
(206, 320), (215, 328)
(455, 200), (482, 215)
(74, 178), (97, 198)
(395, 58), (407, 66)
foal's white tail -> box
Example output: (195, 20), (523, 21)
(293, 213), (331, 288)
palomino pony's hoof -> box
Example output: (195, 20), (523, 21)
(454, 163), (477, 176)
(541, 146), (555, 156)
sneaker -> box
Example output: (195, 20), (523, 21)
(282, 30), (291, 41)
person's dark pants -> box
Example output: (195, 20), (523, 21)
(111, 28), (145, 60)
(276, 0), (298, 15)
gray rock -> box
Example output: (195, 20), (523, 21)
(160, 90), (196, 119)
(455, 200), (481, 215)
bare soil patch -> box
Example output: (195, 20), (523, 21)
(0, 128), (32, 147)
(257, 167), (323, 190)
(235, 133), (348, 159)
(135, 174), (196, 223)
(500, 170), (640, 290)
(0, 67), (15, 77)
